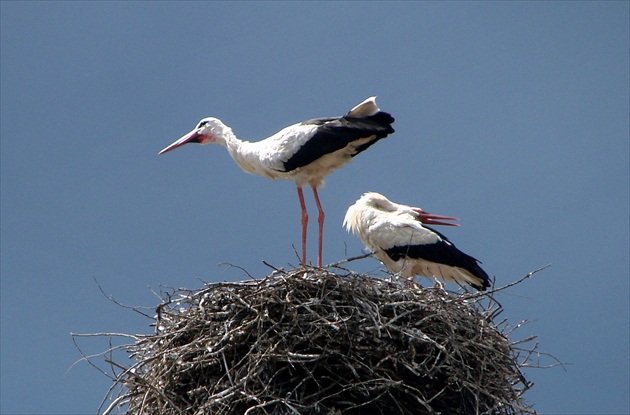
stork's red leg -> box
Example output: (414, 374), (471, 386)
(311, 186), (325, 268)
(296, 186), (308, 266)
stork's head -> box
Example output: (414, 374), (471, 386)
(353, 192), (459, 227)
(158, 117), (229, 155)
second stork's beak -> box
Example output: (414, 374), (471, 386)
(413, 209), (459, 227)
(158, 129), (203, 155)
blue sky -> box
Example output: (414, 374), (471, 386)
(1, 2), (628, 414)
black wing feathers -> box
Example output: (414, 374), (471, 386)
(384, 227), (490, 290)
(282, 112), (395, 172)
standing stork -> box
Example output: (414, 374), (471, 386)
(344, 192), (490, 290)
(159, 97), (395, 267)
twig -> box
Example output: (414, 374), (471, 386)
(324, 252), (373, 268)
(93, 276), (154, 319)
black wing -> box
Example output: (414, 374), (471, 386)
(384, 227), (490, 290)
(282, 112), (395, 172)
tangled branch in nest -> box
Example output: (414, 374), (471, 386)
(88, 267), (549, 415)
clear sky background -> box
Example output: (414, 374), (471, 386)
(1, 2), (628, 414)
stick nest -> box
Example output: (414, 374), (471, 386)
(106, 268), (538, 414)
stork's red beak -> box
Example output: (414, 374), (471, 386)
(413, 209), (459, 226)
(158, 130), (203, 155)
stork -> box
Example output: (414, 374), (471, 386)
(344, 192), (490, 290)
(159, 97), (395, 267)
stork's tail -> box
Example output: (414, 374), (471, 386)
(345, 96), (395, 129)
(347, 96), (380, 117)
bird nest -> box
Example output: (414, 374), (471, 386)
(87, 266), (546, 415)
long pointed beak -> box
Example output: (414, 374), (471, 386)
(158, 130), (202, 155)
(413, 208), (459, 226)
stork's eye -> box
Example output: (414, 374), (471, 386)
(197, 121), (209, 129)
